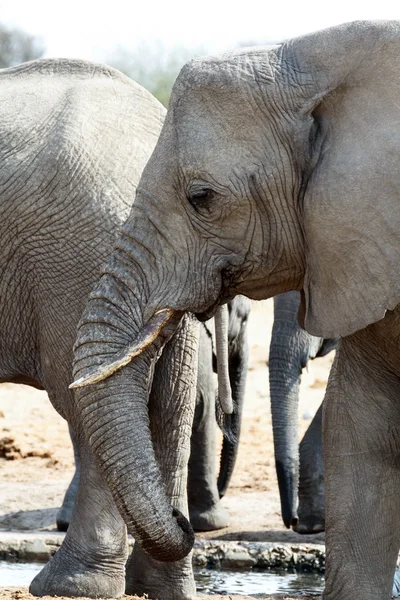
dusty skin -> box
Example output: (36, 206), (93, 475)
(0, 300), (331, 598)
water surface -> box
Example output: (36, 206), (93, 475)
(0, 561), (324, 595)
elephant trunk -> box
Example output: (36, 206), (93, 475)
(269, 291), (307, 529)
(71, 181), (234, 559)
(72, 258), (194, 562)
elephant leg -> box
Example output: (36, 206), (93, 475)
(323, 336), (400, 600)
(56, 424), (81, 531)
(126, 315), (199, 600)
(296, 403), (325, 534)
(30, 439), (127, 598)
(188, 325), (229, 531)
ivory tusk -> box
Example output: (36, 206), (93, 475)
(214, 304), (234, 415)
(69, 308), (175, 389)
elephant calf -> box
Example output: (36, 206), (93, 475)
(188, 296), (250, 528)
(0, 58), (164, 598)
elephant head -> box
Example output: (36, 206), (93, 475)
(71, 21), (400, 560)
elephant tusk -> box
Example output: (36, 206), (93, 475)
(69, 308), (175, 389)
(214, 304), (234, 415)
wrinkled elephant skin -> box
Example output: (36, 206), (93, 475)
(59, 296), (250, 535)
(0, 58), (199, 600)
(74, 21), (400, 600)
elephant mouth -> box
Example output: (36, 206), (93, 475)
(195, 307), (218, 322)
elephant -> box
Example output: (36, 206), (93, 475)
(188, 296), (251, 529)
(71, 19), (400, 600)
(0, 57), (242, 598)
(57, 297), (250, 533)
(269, 290), (336, 534)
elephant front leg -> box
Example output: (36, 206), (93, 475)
(30, 440), (128, 598)
(323, 337), (400, 600)
(188, 325), (229, 531)
(126, 315), (199, 600)
(296, 403), (325, 534)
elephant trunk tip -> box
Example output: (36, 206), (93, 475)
(139, 508), (195, 563)
(282, 511), (299, 530)
(275, 459), (299, 529)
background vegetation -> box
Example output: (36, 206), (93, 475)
(0, 23), (44, 67)
(0, 25), (258, 109)
(0, 23), (204, 108)
(107, 42), (205, 107)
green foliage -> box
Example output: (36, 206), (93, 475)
(0, 23), (44, 68)
(108, 42), (205, 107)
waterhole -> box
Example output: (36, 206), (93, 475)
(0, 561), (323, 595)
(195, 567), (323, 595)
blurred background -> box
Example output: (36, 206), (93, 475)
(0, 0), (399, 106)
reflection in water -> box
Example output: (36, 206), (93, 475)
(0, 561), (324, 595)
(194, 567), (323, 596)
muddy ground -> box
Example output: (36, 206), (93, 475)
(0, 299), (332, 597)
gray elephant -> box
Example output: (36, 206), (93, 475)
(269, 290), (336, 534)
(0, 57), (238, 599)
(57, 297), (250, 533)
(188, 296), (251, 529)
(0, 57), (171, 598)
(72, 20), (400, 600)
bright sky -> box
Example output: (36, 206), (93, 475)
(1, 0), (400, 63)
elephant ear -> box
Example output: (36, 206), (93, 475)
(287, 20), (400, 338)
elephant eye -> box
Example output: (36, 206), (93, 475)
(187, 187), (215, 211)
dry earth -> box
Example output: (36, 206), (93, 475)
(0, 299), (333, 597)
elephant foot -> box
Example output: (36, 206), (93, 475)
(29, 542), (126, 598)
(294, 513), (325, 534)
(189, 503), (230, 531)
(126, 544), (196, 600)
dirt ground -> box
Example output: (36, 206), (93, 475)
(0, 299), (332, 596)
